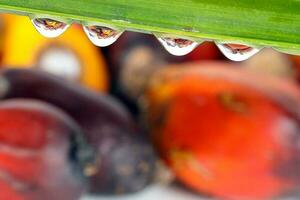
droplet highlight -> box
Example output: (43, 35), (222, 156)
(83, 25), (123, 47)
(31, 18), (70, 38)
(157, 37), (199, 56)
(216, 43), (261, 61)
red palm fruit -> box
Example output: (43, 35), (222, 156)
(0, 179), (25, 200)
(0, 99), (90, 200)
(0, 69), (157, 195)
(184, 42), (221, 61)
(290, 55), (300, 79)
(143, 62), (300, 199)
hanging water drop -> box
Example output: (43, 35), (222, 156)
(216, 43), (261, 62)
(83, 25), (123, 47)
(156, 37), (199, 56)
(31, 18), (70, 38)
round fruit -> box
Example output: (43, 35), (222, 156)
(144, 62), (300, 199)
(242, 49), (295, 79)
(0, 69), (157, 195)
(0, 99), (89, 200)
(1, 14), (108, 92)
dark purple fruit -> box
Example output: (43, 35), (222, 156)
(0, 68), (157, 195)
(0, 99), (89, 200)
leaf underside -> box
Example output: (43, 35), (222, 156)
(0, 0), (299, 53)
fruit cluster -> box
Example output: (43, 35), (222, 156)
(0, 13), (299, 200)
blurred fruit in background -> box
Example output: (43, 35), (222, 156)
(0, 15), (5, 61)
(114, 34), (167, 100)
(0, 14), (109, 92)
(107, 32), (173, 102)
(290, 55), (300, 80)
(242, 48), (296, 79)
(103, 32), (223, 120)
(291, 56), (300, 68)
(87, 126), (157, 195)
(0, 68), (157, 195)
(183, 41), (221, 62)
(108, 33), (222, 101)
(118, 44), (164, 99)
(143, 62), (300, 199)
(0, 99), (89, 200)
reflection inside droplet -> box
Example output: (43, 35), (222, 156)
(31, 18), (69, 38)
(217, 43), (261, 62)
(83, 25), (123, 47)
(157, 37), (199, 56)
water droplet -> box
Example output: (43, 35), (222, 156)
(156, 37), (199, 56)
(216, 43), (261, 61)
(83, 25), (123, 47)
(31, 18), (70, 38)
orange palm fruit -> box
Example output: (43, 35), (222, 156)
(1, 14), (108, 92)
(143, 62), (300, 199)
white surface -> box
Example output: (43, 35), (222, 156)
(81, 184), (300, 200)
(82, 184), (207, 200)
(38, 47), (81, 81)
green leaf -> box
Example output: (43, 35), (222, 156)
(0, 0), (299, 53)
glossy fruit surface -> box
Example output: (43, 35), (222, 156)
(0, 69), (157, 195)
(0, 99), (87, 200)
(144, 62), (300, 199)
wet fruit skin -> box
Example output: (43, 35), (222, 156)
(0, 99), (87, 200)
(0, 68), (157, 195)
(144, 62), (300, 199)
